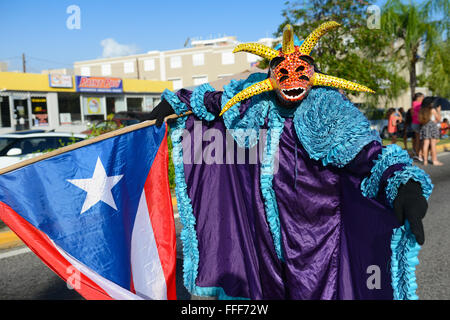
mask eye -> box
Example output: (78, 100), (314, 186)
(269, 57), (285, 69)
(279, 68), (288, 74)
(299, 75), (310, 81)
(279, 76), (289, 82)
(295, 66), (305, 72)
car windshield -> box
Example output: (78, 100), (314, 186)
(0, 136), (84, 156)
(0, 138), (17, 154)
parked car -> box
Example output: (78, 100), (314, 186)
(369, 119), (389, 139)
(0, 132), (86, 170)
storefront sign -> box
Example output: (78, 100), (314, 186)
(49, 74), (73, 88)
(75, 76), (123, 93)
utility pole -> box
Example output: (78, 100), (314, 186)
(22, 53), (26, 73)
(136, 58), (140, 80)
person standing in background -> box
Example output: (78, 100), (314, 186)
(420, 97), (443, 166)
(397, 107), (407, 148)
(441, 118), (449, 139)
(402, 107), (413, 150)
(387, 108), (402, 144)
(411, 93), (424, 160)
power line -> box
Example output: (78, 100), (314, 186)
(0, 56), (21, 61)
(27, 56), (73, 67)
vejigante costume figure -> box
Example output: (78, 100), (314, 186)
(150, 22), (432, 300)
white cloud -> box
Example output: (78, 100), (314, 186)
(100, 38), (139, 58)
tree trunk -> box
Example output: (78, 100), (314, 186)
(409, 60), (417, 102)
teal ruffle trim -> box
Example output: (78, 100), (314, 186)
(385, 165), (433, 207)
(361, 144), (412, 199)
(293, 87), (381, 168)
(259, 106), (285, 261)
(191, 83), (216, 121)
(391, 221), (421, 300)
(221, 73), (270, 148)
(221, 72), (285, 261)
(170, 114), (248, 300)
(162, 89), (188, 115)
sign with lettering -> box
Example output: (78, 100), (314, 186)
(75, 76), (123, 93)
(49, 74), (73, 88)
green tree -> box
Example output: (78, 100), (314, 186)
(381, 0), (449, 100)
(422, 39), (450, 97)
(274, 0), (408, 108)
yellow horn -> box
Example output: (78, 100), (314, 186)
(298, 21), (341, 55)
(219, 78), (277, 116)
(233, 43), (280, 61)
(282, 24), (295, 54)
(312, 73), (375, 93)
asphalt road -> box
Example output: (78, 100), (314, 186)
(1, 152), (449, 300)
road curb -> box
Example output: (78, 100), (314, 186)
(0, 231), (22, 250)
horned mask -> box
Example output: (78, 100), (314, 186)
(219, 21), (375, 116)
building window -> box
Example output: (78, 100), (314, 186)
(193, 76), (208, 86)
(144, 59), (155, 71)
(124, 61), (135, 74)
(101, 64), (111, 76)
(170, 56), (182, 69)
(192, 53), (204, 66)
(222, 52), (235, 65)
(169, 78), (183, 90)
(127, 97), (143, 112)
(58, 93), (82, 125)
(80, 66), (90, 76)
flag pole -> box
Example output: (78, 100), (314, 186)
(0, 111), (193, 176)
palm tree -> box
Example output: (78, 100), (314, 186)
(381, 0), (449, 100)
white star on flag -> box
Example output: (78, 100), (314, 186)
(68, 157), (123, 214)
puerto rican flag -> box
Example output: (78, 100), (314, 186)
(0, 123), (176, 300)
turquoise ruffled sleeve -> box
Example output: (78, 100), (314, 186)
(161, 84), (217, 120)
(161, 89), (189, 115)
(360, 143), (433, 207)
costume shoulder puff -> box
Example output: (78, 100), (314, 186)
(294, 87), (381, 168)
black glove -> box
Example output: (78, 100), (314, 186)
(393, 180), (428, 245)
(148, 99), (175, 127)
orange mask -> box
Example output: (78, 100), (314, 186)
(219, 22), (375, 116)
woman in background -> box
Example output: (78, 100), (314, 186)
(420, 97), (443, 166)
(411, 93), (424, 159)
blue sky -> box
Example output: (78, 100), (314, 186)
(0, 0), (388, 72)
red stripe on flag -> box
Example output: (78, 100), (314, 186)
(0, 202), (113, 300)
(144, 125), (177, 300)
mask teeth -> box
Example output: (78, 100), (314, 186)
(312, 73), (375, 93)
(282, 24), (295, 54)
(298, 21), (341, 55)
(219, 78), (277, 116)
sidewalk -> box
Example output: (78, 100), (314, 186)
(1, 143), (450, 251)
